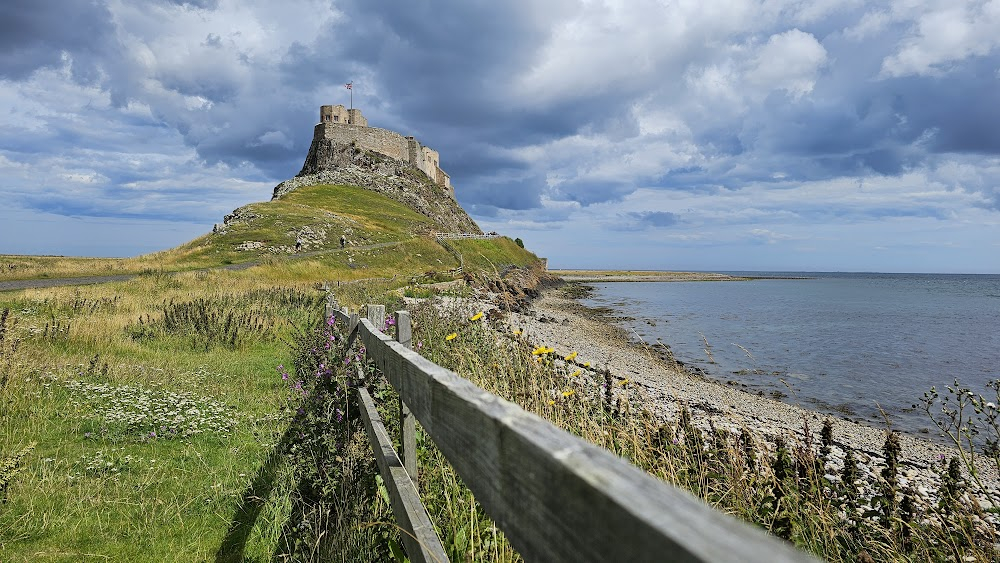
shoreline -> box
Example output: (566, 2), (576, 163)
(548, 269), (813, 283)
(498, 280), (1000, 509)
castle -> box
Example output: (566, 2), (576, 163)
(310, 105), (452, 193)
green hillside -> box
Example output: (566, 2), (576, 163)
(0, 180), (544, 561)
(0, 183), (540, 282)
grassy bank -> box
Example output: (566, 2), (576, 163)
(0, 182), (542, 561)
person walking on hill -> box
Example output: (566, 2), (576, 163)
(295, 236), (302, 252)
(340, 234), (346, 249)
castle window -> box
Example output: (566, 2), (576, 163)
(334, 115), (339, 122)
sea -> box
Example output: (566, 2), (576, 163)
(581, 272), (1000, 436)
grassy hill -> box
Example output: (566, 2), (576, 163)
(0, 182), (542, 561)
(0, 183), (539, 282)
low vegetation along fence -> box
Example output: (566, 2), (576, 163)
(328, 299), (815, 562)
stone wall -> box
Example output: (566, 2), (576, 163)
(316, 123), (409, 162)
(312, 106), (451, 193)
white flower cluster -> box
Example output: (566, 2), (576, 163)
(66, 380), (235, 439)
(68, 450), (157, 480)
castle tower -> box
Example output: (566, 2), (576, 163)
(319, 104), (358, 125)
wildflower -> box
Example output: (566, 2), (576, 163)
(547, 400), (555, 406)
(512, 329), (522, 336)
(562, 390), (575, 397)
(583, 362), (590, 368)
(445, 332), (458, 341)
(470, 312), (484, 321)
(619, 378), (629, 385)
(569, 370), (581, 377)
(564, 351), (578, 361)
(532, 346), (554, 356)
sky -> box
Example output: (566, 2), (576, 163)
(1, 0), (999, 273)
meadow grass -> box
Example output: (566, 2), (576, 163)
(0, 272), (320, 561)
(0, 213), (538, 561)
(5, 257), (997, 561)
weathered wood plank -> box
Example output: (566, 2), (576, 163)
(353, 317), (814, 563)
(395, 310), (418, 484)
(357, 385), (449, 563)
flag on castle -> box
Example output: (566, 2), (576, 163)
(345, 81), (353, 110)
(345, 82), (352, 90)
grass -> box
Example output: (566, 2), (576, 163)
(5, 246), (997, 560)
(0, 181), (542, 561)
(17, 178), (993, 561)
(0, 183), (451, 281)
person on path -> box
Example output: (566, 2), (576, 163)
(295, 237), (302, 252)
(340, 235), (346, 249)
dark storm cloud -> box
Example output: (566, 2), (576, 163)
(0, 0), (115, 81)
(2, 0), (999, 248)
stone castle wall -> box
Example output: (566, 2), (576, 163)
(311, 106), (451, 192)
(316, 122), (410, 162)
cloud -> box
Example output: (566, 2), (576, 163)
(881, 2), (1000, 77)
(0, 0), (116, 82)
(0, 0), (998, 271)
(625, 211), (681, 228)
(747, 29), (828, 98)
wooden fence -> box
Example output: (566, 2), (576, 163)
(329, 299), (816, 562)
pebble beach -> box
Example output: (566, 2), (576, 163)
(495, 277), (1000, 516)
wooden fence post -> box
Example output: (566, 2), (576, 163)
(366, 304), (386, 330)
(325, 293), (337, 320)
(395, 310), (417, 485)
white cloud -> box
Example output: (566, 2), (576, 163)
(881, 1), (1000, 76)
(747, 29), (827, 98)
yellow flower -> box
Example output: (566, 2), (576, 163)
(562, 389), (575, 397)
(564, 351), (578, 361)
(569, 370), (581, 377)
(445, 332), (457, 341)
(532, 345), (553, 356)
(619, 378), (629, 385)
(512, 329), (522, 336)
(470, 312), (483, 321)
(582, 362), (590, 368)
(547, 400), (555, 406)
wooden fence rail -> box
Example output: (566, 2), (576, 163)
(330, 300), (815, 563)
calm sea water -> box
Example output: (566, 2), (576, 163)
(582, 273), (1000, 434)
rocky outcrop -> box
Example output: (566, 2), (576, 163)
(272, 142), (481, 235)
